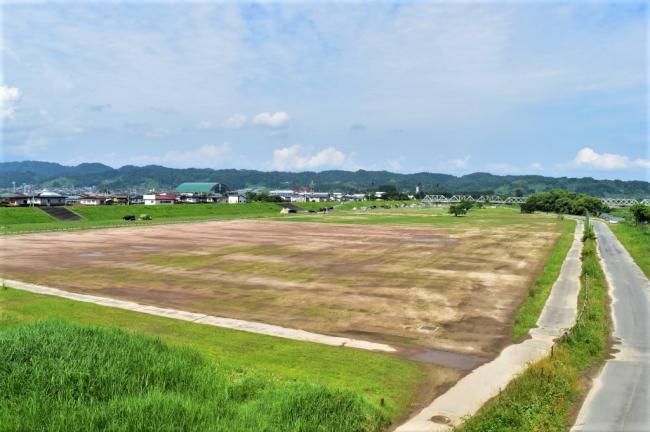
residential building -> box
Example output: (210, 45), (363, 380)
(0, 193), (29, 206)
(174, 182), (229, 203)
(143, 193), (176, 205)
(28, 191), (67, 207)
(227, 193), (247, 204)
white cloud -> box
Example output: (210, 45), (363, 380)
(271, 145), (348, 170)
(449, 154), (471, 169)
(6, 135), (48, 157)
(1, 84), (21, 120)
(633, 159), (650, 169)
(530, 162), (543, 172)
(198, 120), (214, 130)
(253, 111), (289, 128)
(485, 162), (518, 174)
(144, 128), (171, 139)
(570, 147), (649, 170)
(223, 113), (247, 129)
(129, 143), (231, 168)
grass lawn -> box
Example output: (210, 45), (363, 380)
(0, 203), (284, 234)
(0, 320), (386, 431)
(0, 288), (430, 424)
(512, 218), (576, 340)
(277, 206), (557, 228)
(457, 228), (608, 432)
(610, 221), (650, 279)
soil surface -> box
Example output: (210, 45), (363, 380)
(1, 219), (559, 359)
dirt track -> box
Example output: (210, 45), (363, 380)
(1, 219), (560, 358)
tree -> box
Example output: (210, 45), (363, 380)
(449, 203), (469, 216)
(630, 203), (650, 225)
(519, 190), (606, 216)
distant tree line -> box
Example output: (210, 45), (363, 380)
(520, 190), (607, 215)
(3, 161), (649, 197)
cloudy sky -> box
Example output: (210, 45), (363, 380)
(1, 1), (648, 180)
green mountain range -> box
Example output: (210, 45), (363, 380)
(1, 161), (648, 197)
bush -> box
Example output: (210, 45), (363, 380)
(629, 203), (650, 225)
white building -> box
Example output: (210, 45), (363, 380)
(227, 193), (247, 204)
(28, 191), (67, 207)
(143, 193), (176, 205)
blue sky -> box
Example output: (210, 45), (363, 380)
(1, 1), (648, 180)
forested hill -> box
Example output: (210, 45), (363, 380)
(1, 161), (648, 197)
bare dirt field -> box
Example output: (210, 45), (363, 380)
(1, 218), (560, 361)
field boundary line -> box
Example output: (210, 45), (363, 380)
(396, 220), (584, 432)
(0, 278), (396, 353)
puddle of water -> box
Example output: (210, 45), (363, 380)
(402, 237), (458, 244)
(82, 252), (104, 257)
(408, 348), (487, 370)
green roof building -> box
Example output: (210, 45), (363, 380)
(174, 182), (229, 195)
(174, 183), (230, 203)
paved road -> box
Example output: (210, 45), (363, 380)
(572, 221), (650, 432)
(397, 221), (584, 432)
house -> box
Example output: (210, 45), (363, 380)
(227, 193), (247, 204)
(0, 193), (29, 206)
(65, 195), (82, 205)
(79, 194), (109, 205)
(29, 191), (67, 207)
(143, 193), (176, 205)
(269, 190), (295, 201)
(174, 182), (229, 203)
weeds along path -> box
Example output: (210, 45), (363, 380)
(0, 278), (395, 353)
(571, 220), (650, 431)
(396, 220), (584, 432)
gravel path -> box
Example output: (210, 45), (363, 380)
(1, 278), (396, 353)
(571, 220), (650, 431)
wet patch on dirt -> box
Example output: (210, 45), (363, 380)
(407, 348), (489, 370)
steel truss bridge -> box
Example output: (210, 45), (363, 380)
(422, 195), (650, 207)
(421, 195), (526, 205)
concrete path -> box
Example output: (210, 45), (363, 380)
(1, 278), (395, 353)
(396, 220), (584, 432)
(572, 221), (650, 431)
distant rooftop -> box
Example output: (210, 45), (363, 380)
(174, 182), (229, 194)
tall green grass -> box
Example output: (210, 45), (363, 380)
(0, 320), (387, 431)
(512, 219), (576, 340)
(457, 229), (608, 431)
(0, 288), (429, 421)
(610, 221), (650, 278)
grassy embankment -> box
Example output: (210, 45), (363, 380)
(0, 320), (385, 431)
(0, 288), (428, 428)
(0, 203), (303, 234)
(512, 218), (576, 340)
(610, 221), (650, 278)
(457, 222), (608, 432)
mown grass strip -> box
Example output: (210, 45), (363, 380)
(0, 203), (284, 235)
(512, 218), (576, 340)
(610, 221), (650, 279)
(457, 226), (608, 432)
(0, 287), (428, 421)
(0, 320), (387, 431)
